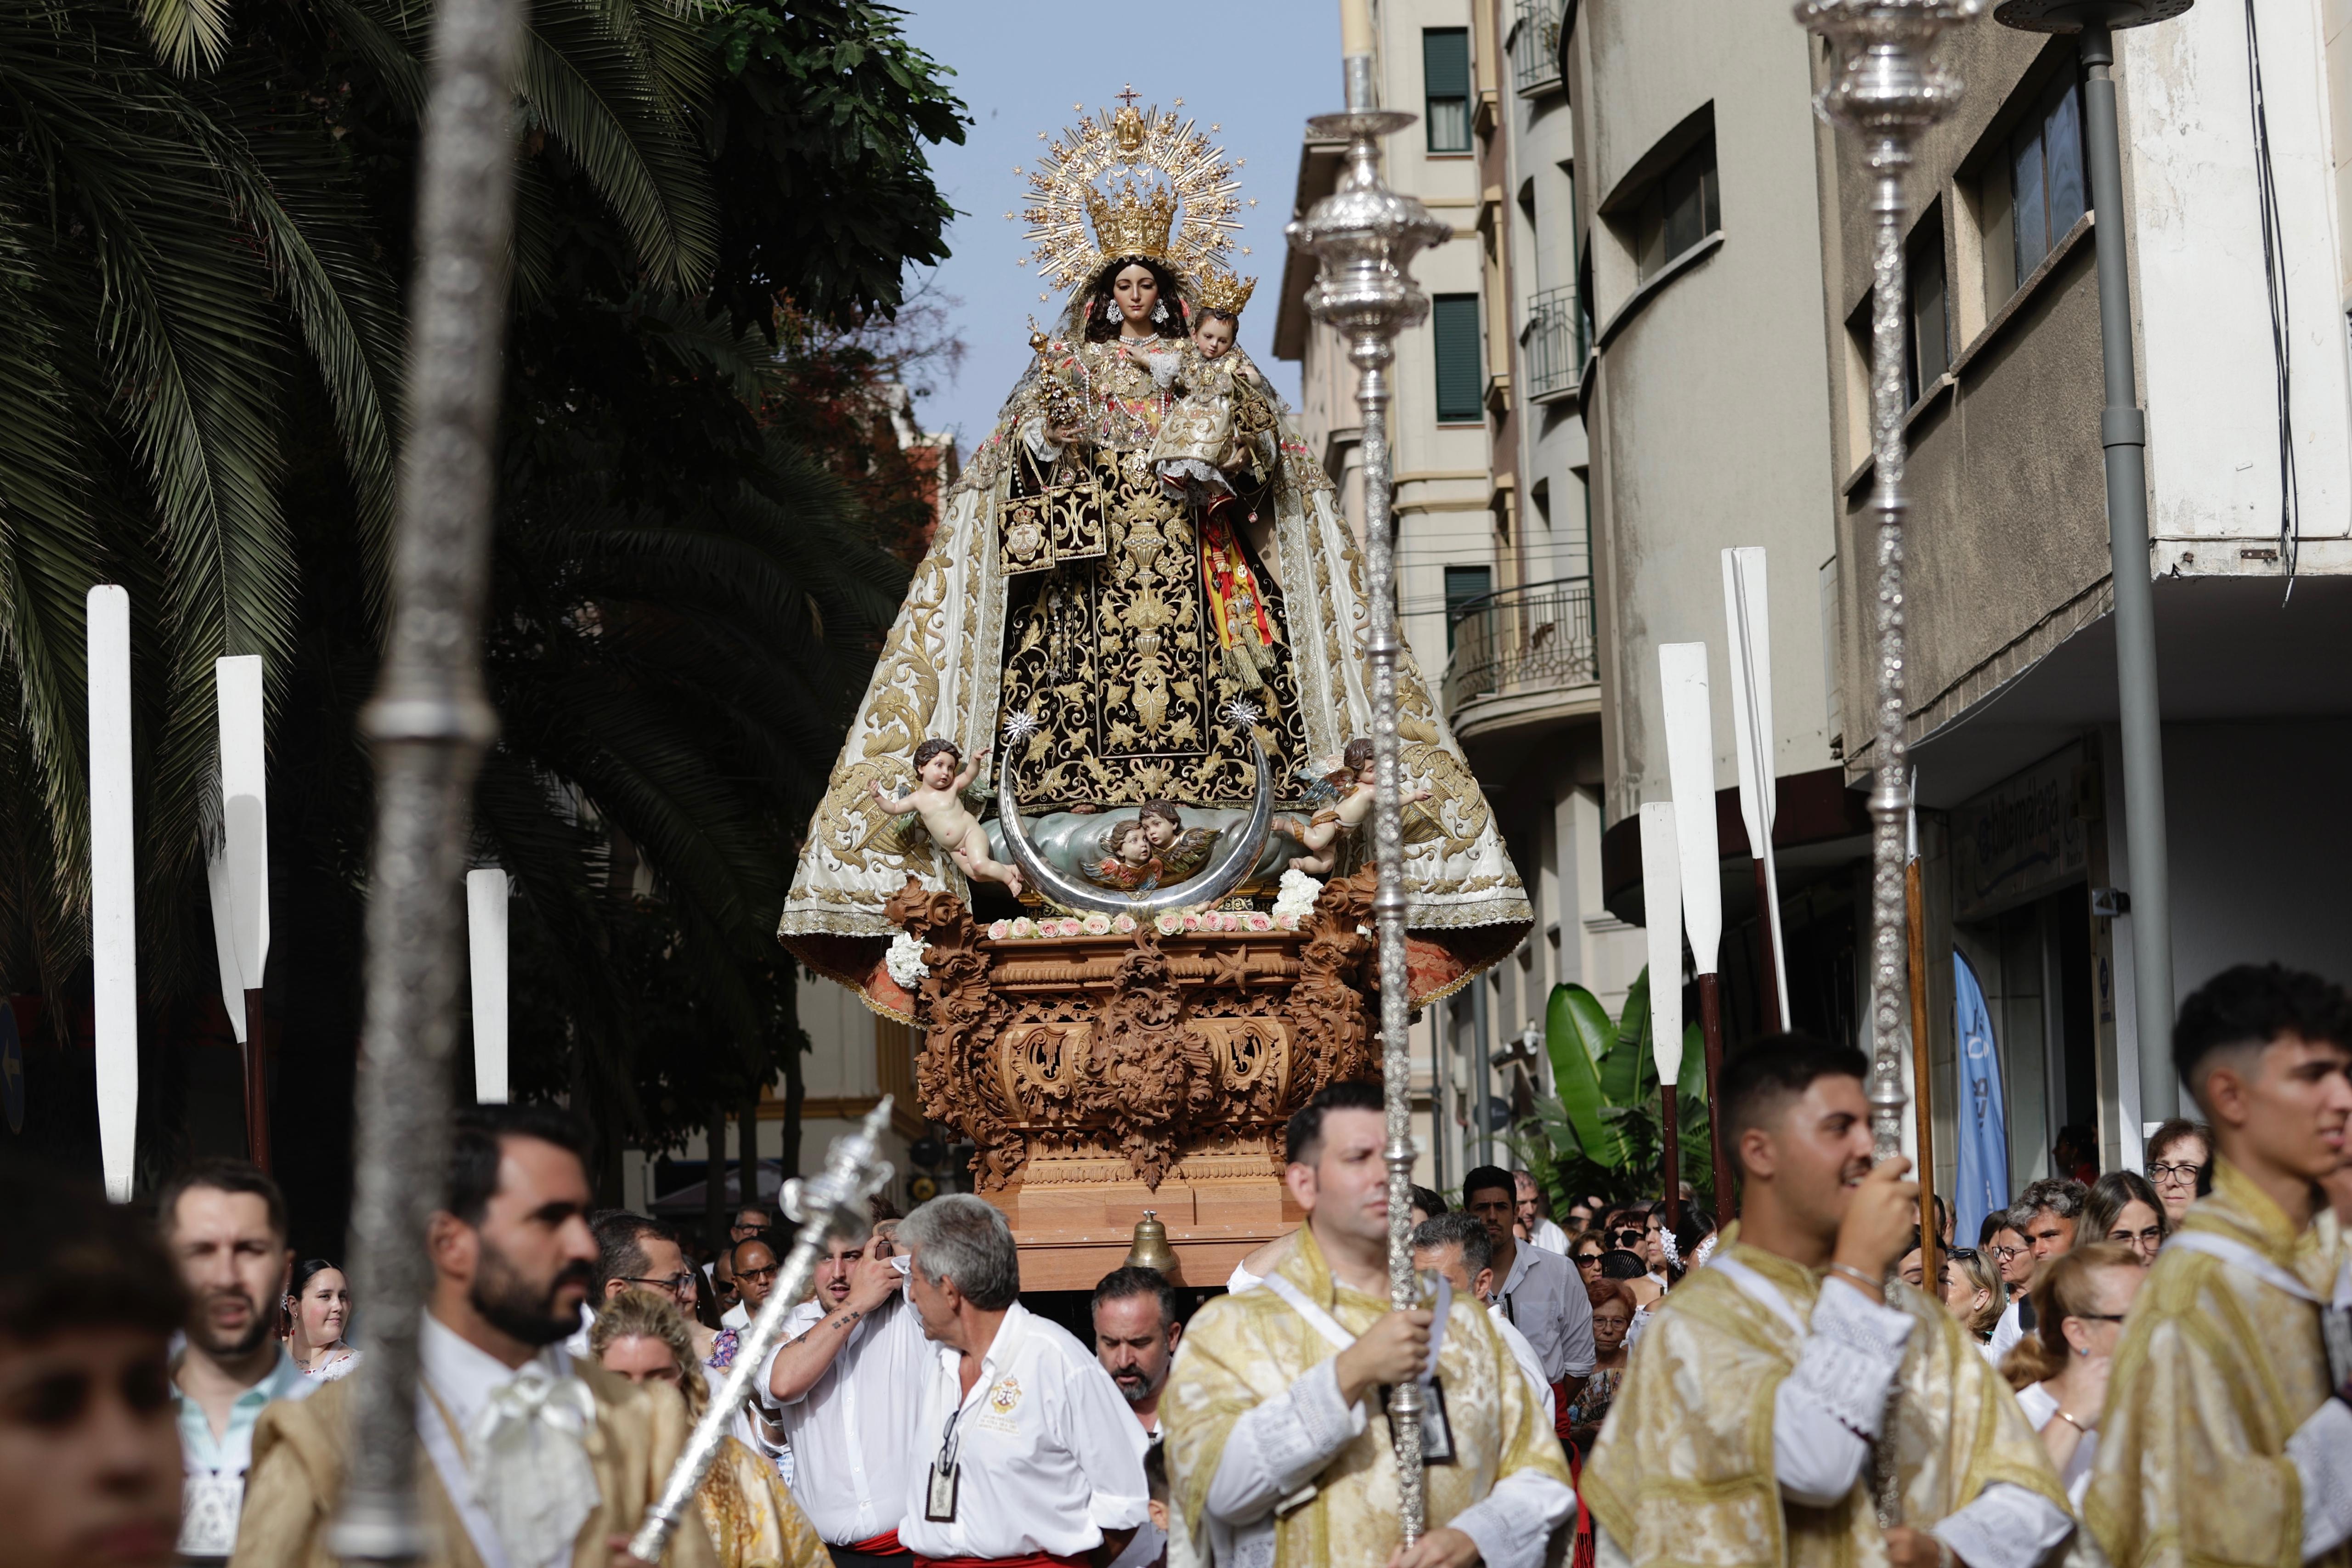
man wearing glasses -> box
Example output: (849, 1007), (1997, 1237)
(2141, 1116), (2212, 1227)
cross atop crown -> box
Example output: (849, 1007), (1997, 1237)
(1116, 84), (1142, 108)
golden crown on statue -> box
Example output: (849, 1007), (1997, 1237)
(1084, 181), (1178, 263)
(1193, 272), (1257, 316)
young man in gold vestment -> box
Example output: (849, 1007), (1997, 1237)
(1161, 1081), (1574, 1568)
(1582, 1035), (2080, 1568)
(2085, 963), (2352, 1568)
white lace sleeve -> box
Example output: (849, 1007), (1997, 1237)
(1773, 1279), (1914, 1506)
(1930, 1481), (2076, 1568)
(1022, 416), (1062, 462)
(2290, 1396), (2352, 1559)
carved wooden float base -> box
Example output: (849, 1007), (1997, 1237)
(884, 873), (1382, 1291)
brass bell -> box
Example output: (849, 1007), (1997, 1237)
(1123, 1209), (1178, 1274)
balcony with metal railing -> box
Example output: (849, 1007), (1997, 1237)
(1507, 0), (1565, 96)
(1520, 285), (1585, 403)
(1441, 577), (1600, 742)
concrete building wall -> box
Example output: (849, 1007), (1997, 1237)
(1569, 0), (1841, 827)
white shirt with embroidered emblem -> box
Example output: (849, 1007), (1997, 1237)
(415, 1313), (600, 1568)
(897, 1300), (1151, 1562)
(754, 1291), (931, 1545)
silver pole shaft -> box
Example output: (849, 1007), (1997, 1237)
(329, 0), (520, 1551)
(2077, 18), (2174, 1122)
(1290, 45), (1450, 1545)
(1862, 148), (1913, 1168)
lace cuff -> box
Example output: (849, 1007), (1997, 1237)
(1202, 1358), (1368, 1523)
(1022, 416), (1063, 462)
(1930, 1482), (2075, 1568)
(2290, 1395), (2352, 1558)
(1792, 1279), (1913, 1440)
(1449, 1472), (1577, 1568)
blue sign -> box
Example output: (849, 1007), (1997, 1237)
(0, 1002), (23, 1135)
(1953, 950), (2008, 1244)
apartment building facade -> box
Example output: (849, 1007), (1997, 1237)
(1277, 0), (1642, 1190)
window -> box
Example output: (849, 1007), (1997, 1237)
(1432, 294), (1483, 422)
(1634, 140), (1719, 281)
(1444, 566), (1493, 651)
(1906, 213), (1948, 403)
(1979, 68), (2084, 305)
(1425, 29), (1471, 153)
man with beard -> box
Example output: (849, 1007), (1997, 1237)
(158, 1160), (307, 1563)
(1091, 1267), (1181, 1436)
(235, 1104), (718, 1568)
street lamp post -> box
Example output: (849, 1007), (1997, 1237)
(1991, 0), (2192, 1129)
(1287, 9), (1451, 1544)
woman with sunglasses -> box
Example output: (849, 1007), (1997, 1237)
(2000, 1240), (2145, 1506)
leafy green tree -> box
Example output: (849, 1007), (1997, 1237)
(1521, 969), (1713, 1211)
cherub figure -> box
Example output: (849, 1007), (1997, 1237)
(1083, 818), (1164, 893)
(1285, 738), (1432, 875)
(1137, 798), (1222, 884)
(870, 738), (1025, 897)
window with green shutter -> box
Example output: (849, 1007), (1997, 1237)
(1425, 29), (1471, 153)
(1432, 294), (1482, 423)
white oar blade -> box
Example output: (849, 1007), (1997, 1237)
(1721, 548), (1776, 845)
(468, 869), (510, 1104)
(1640, 802), (1685, 1086)
(87, 587), (137, 1202)
(205, 851), (247, 1044)
(1658, 643), (1723, 974)
(215, 656), (268, 990)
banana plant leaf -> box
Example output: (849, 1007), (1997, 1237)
(1599, 968), (1651, 1107)
(1545, 983), (1627, 1166)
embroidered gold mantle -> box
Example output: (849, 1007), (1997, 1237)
(1582, 1236), (2078, 1568)
(780, 317), (1531, 1007)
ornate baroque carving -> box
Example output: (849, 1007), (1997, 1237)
(896, 871), (1380, 1193)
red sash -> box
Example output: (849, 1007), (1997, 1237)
(910, 1556), (1086, 1568)
(1552, 1378), (1573, 1440)
(845, 1532), (910, 1556)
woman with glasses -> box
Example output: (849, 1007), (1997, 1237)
(2141, 1116), (2211, 1226)
(1571, 1233), (1606, 1289)
(1999, 1240), (2145, 1506)
(2082, 1170), (2168, 1264)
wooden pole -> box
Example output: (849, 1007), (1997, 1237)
(1753, 859), (1784, 1035)
(242, 989), (271, 1172)
(1905, 856), (1936, 1255)
(1698, 972), (1729, 1218)
(1659, 1081), (1681, 1230)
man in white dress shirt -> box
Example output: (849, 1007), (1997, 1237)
(896, 1194), (1150, 1568)
(1411, 1211), (1554, 1429)
(1512, 1172), (1571, 1255)
(238, 1105), (715, 1568)
(761, 1219), (928, 1566)
(1463, 1164), (1590, 1439)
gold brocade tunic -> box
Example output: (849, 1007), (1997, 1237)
(999, 335), (1306, 810)
(2084, 1160), (2349, 1568)
(1581, 1235), (2073, 1568)
(1160, 1224), (1572, 1568)
(697, 1436), (829, 1568)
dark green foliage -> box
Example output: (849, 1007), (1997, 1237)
(1521, 970), (1714, 1211)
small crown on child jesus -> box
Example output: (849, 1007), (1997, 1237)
(1193, 272), (1257, 317)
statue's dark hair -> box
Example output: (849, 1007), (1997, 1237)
(1082, 255), (1189, 344)
(914, 737), (962, 773)
(1138, 798), (1183, 827)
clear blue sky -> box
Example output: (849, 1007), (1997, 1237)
(892, 1), (1338, 449)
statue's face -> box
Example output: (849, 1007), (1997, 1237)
(1140, 811), (1178, 848)
(917, 751), (959, 790)
(1117, 826), (1151, 865)
(1112, 264), (1158, 330)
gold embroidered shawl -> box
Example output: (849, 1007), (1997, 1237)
(1581, 1235), (2071, 1568)
(697, 1436), (828, 1568)
(2083, 1160), (2349, 1568)
(1160, 1223), (1571, 1568)
(231, 1359), (720, 1568)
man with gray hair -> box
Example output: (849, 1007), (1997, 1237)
(1411, 1211), (1554, 1427)
(896, 1194), (1150, 1567)
(1987, 1176), (2088, 1362)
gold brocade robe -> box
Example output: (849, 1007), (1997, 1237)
(230, 1359), (721, 1568)
(698, 1436), (829, 1568)
(1160, 1224), (1572, 1568)
(1581, 1236), (2074, 1568)
(2084, 1160), (2348, 1568)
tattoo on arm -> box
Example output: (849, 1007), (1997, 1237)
(836, 1310), (862, 1332)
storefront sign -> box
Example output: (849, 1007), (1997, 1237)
(1951, 742), (2092, 920)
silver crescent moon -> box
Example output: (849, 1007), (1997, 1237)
(995, 731), (1276, 918)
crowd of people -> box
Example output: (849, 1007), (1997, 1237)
(1, 958), (2348, 1568)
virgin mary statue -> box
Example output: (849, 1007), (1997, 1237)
(779, 93), (1530, 1013)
